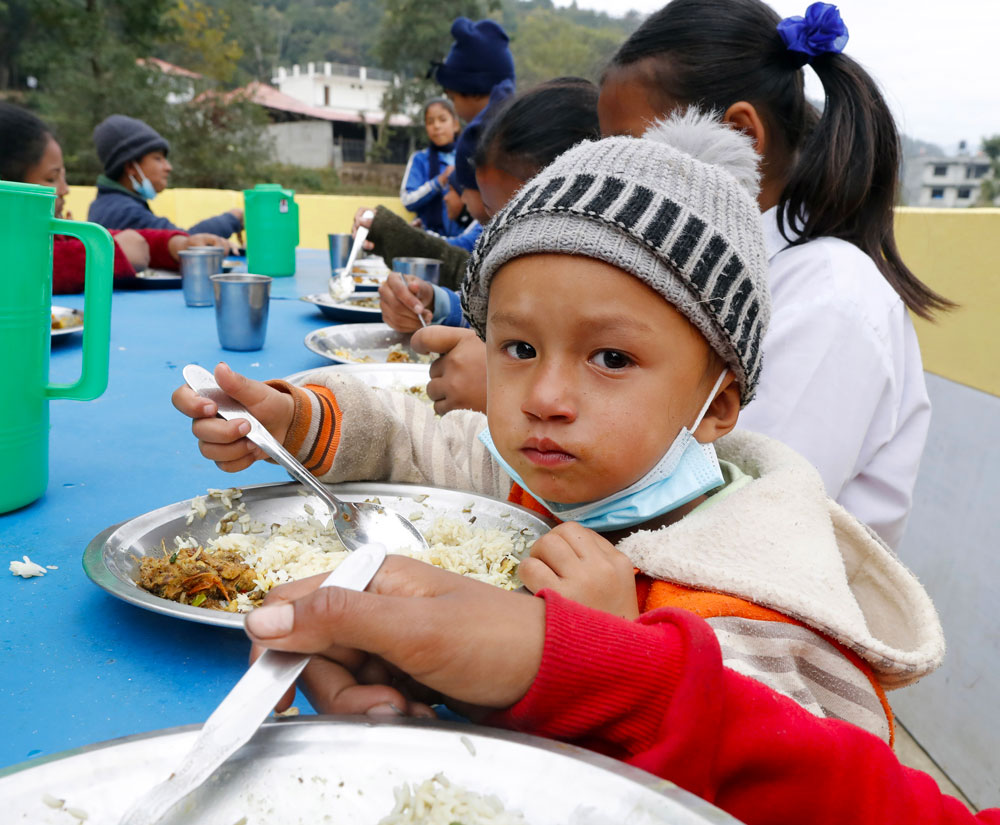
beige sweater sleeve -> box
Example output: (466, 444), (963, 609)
(269, 371), (511, 499)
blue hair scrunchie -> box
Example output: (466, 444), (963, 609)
(777, 2), (849, 62)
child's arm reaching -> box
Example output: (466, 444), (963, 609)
(172, 362), (511, 497)
(519, 523), (639, 619)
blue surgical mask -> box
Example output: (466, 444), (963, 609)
(128, 165), (158, 201)
(478, 371), (729, 533)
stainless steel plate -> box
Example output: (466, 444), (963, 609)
(304, 323), (432, 365)
(301, 292), (382, 322)
(83, 481), (552, 629)
(134, 268), (183, 289)
(334, 265), (386, 291)
(285, 363), (431, 390)
(0, 718), (737, 824)
(50, 306), (84, 337)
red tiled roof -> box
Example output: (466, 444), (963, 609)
(238, 81), (412, 127)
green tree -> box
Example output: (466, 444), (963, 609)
(976, 135), (1000, 207)
(510, 8), (623, 87)
(162, 0), (243, 83)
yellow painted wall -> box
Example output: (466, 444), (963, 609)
(896, 208), (1000, 397)
(61, 187), (998, 397)
(62, 186), (413, 247)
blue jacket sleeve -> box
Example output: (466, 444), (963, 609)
(88, 192), (181, 232)
(430, 285), (469, 328)
(188, 212), (242, 238)
(399, 151), (442, 213)
(446, 221), (483, 252)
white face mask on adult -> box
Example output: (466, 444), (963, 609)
(478, 370), (729, 533)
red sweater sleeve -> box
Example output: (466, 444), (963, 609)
(496, 592), (997, 825)
(52, 229), (184, 293)
(138, 228), (185, 270)
(52, 233), (134, 294)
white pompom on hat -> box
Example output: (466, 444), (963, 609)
(460, 109), (771, 405)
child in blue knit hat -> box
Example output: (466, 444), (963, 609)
(431, 17), (516, 227)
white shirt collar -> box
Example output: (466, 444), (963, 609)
(761, 205), (803, 261)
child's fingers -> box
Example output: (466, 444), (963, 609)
(528, 532), (582, 574)
(172, 384), (216, 419)
(191, 415), (250, 446)
(215, 454), (262, 474)
(214, 362), (275, 412)
(198, 436), (257, 464)
(516, 556), (561, 594)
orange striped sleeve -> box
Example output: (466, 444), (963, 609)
(265, 380), (342, 478)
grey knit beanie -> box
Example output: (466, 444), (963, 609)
(460, 109), (771, 405)
(93, 115), (170, 179)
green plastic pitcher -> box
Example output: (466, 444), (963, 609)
(243, 183), (299, 277)
(0, 181), (113, 513)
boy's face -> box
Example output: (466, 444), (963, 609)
(485, 254), (721, 505)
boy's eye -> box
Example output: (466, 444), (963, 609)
(504, 341), (536, 360)
(592, 350), (632, 370)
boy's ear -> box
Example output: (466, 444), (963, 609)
(722, 101), (767, 158)
(694, 373), (741, 443)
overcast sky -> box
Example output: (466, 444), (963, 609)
(552, 0), (998, 152)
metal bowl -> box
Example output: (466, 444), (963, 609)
(83, 481), (552, 629)
(0, 717), (738, 824)
(50, 306), (84, 337)
(303, 323), (431, 365)
(301, 292), (383, 322)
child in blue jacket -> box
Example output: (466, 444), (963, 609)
(400, 98), (466, 239)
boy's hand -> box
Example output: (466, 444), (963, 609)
(518, 523), (639, 620)
(350, 206), (376, 251)
(171, 362), (295, 473)
(114, 229), (150, 271)
(244, 555), (545, 716)
(411, 326), (487, 414)
(379, 272), (434, 331)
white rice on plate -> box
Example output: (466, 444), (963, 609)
(177, 488), (529, 611)
(380, 774), (530, 825)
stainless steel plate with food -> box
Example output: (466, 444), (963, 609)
(303, 323), (433, 365)
(333, 265), (385, 291)
(285, 363), (432, 405)
(0, 718), (737, 824)
(83, 481), (552, 629)
(134, 268), (183, 289)
(50, 306), (84, 337)
(301, 292), (383, 323)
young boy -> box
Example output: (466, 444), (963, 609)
(174, 111), (943, 746)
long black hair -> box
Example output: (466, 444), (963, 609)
(474, 77), (601, 180)
(606, 0), (952, 319)
(0, 102), (53, 182)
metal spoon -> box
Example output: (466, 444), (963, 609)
(183, 364), (427, 554)
(330, 209), (374, 301)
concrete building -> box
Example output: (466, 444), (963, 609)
(916, 148), (993, 207)
(266, 62), (416, 167)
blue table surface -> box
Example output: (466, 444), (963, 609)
(0, 249), (345, 769)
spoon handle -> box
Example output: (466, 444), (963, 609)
(182, 364), (351, 520)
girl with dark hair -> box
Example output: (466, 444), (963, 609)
(599, 0), (946, 548)
(358, 78), (600, 329)
(0, 103), (226, 293)
(399, 97), (466, 239)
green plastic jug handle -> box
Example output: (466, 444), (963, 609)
(46, 218), (114, 402)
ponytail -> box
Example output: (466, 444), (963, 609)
(607, 0), (954, 319)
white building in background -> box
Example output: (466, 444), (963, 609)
(916, 147), (993, 207)
(260, 62), (416, 167)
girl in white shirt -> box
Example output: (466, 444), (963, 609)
(597, 0), (953, 548)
